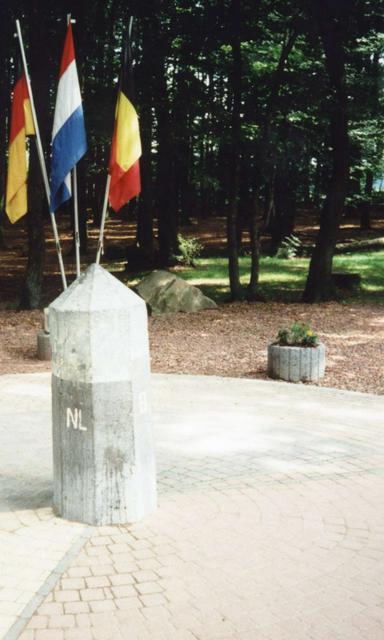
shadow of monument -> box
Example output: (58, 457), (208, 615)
(0, 476), (53, 512)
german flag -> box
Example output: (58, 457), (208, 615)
(6, 70), (35, 223)
(108, 29), (141, 212)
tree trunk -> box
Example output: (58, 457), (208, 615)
(227, 0), (242, 300)
(247, 197), (262, 301)
(303, 1), (350, 303)
(268, 171), (296, 255)
(360, 170), (373, 230)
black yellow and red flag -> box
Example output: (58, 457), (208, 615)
(108, 27), (141, 212)
(5, 69), (35, 223)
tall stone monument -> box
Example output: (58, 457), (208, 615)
(49, 264), (156, 525)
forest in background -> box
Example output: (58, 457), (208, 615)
(0, 0), (383, 308)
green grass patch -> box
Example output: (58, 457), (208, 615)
(167, 251), (384, 304)
(333, 251), (384, 301)
(124, 251), (383, 304)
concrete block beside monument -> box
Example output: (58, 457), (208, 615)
(37, 308), (51, 361)
(49, 264), (156, 525)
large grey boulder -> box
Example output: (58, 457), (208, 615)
(136, 270), (217, 315)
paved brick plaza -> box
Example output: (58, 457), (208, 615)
(1, 373), (383, 640)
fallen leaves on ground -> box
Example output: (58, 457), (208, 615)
(1, 302), (383, 395)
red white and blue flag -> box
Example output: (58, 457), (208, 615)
(50, 23), (87, 212)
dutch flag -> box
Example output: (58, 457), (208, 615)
(50, 23), (87, 213)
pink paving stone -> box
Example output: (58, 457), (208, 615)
(72, 555), (93, 567)
(88, 599), (117, 613)
(111, 585), (137, 598)
(67, 567), (91, 578)
(48, 615), (75, 629)
(110, 552), (135, 564)
(110, 533), (136, 544)
(139, 594), (168, 607)
(102, 587), (115, 600)
(109, 573), (135, 586)
(85, 576), (110, 588)
(137, 559), (162, 571)
(90, 536), (113, 546)
(63, 602), (90, 614)
(107, 543), (131, 554)
(140, 605), (171, 621)
(38, 603), (64, 616)
(129, 539), (153, 550)
(86, 546), (109, 557)
(136, 581), (163, 595)
(75, 613), (91, 628)
(54, 591), (80, 603)
(26, 615), (48, 629)
(35, 631), (65, 640)
(133, 570), (159, 583)
(153, 545), (176, 556)
(63, 630), (93, 640)
(131, 548), (155, 560)
(114, 596), (142, 610)
(112, 561), (138, 573)
(90, 565), (115, 576)
(89, 612), (118, 625)
(60, 578), (85, 590)
(80, 588), (104, 602)
(18, 632), (34, 640)
(97, 527), (118, 536)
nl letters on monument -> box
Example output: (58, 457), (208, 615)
(49, 264), (157, 526)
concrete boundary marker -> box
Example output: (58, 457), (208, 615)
(3, 526), (93, 640)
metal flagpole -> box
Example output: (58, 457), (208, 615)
(67, 14), (81, 278)
(73, 165), (81, 277)
(95, 174), (111, 265)
(95, 16), (134, 266)
(15, 19), (67, 290)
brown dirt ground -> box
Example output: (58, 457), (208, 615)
(0, 210), (383, 394)
(0, 301), (383, 394)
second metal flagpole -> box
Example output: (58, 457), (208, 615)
(15, 19), (67, 290)
(95, 174), (111, 265)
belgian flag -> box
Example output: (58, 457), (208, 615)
(108, 24), (141, 212)
(6, 69), (35, 223)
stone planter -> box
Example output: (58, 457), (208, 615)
(267, 343), (325, 383)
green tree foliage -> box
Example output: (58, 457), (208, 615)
(0, 0), (382, 305)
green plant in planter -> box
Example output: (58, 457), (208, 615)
(276, 323), (319, 347)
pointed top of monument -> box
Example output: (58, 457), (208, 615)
(49, 263), (144, 312)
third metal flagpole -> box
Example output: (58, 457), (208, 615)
(95, 174), (111, 265)
(95, 16), (134, 266)
(15, 19), (67, 290)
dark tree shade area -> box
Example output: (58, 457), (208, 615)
(0, 0), (383, 306)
